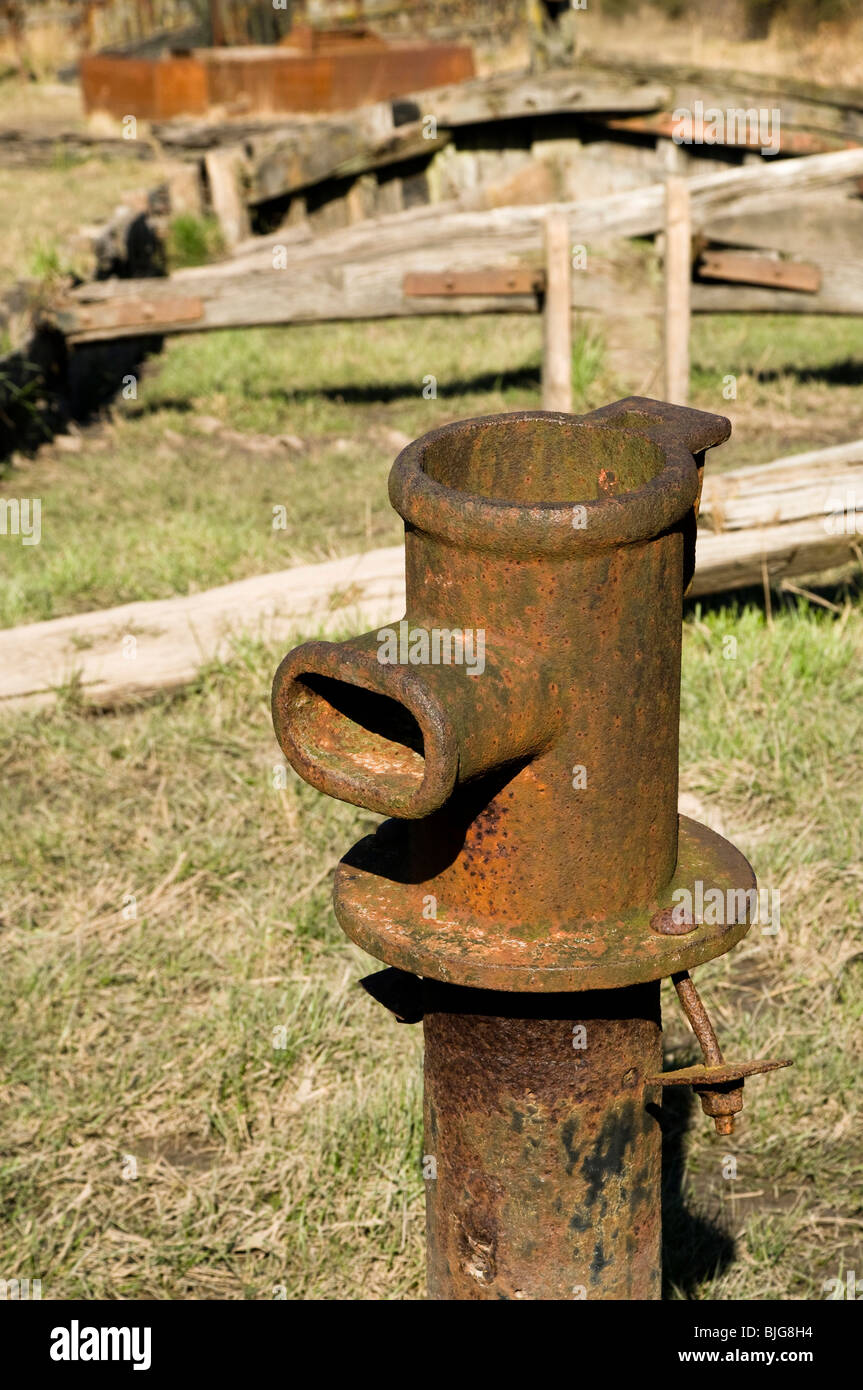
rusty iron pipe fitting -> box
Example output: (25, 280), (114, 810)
(272, 397), (791, 1299)
(274, 399), (756, 991)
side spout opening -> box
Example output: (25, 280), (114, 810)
(272, 639), (459, 819)
(272, 633), (561, 821)
(290, 672), (426, 798)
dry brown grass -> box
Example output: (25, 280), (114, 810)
(0, 574), (860, 1300)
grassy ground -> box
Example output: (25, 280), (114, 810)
(2, 311), (862, 628)
(0, 316), (546, 627)
(0, 78), (174, 291)
(0, 596), (860, 1299)
(0, 147), (861, 1295)
(0, 152), (167, 290)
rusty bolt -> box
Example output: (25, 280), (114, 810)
(650, 971), (791, 1136)
(650, 905), (698, 935)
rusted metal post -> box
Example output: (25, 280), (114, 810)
(272, 397), (789, 1299)
(423, 981), (663, 1299)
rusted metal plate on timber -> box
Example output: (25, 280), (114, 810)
(698, 250), (821, 293)
(59, 296), (205, 338)
(403, 269), (545, 297)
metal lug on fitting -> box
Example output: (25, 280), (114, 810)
(360, 967), (424, 1024)
(648, 970), (792, 1135)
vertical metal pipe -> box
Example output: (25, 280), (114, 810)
(422, 982), (663, 1300)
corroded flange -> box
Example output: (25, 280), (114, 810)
(334, 814), (756, 992)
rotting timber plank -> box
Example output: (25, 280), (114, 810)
(249, 121), (452, 206)
(383, 68), (671, 127)
(53, 249), (863, 344)
(579, 53), (863, 145)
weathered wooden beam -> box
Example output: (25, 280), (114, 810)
(691, 440), (863, 595)
(582, 54), (863, 107)
(0, 546), (406, 712)
(0, 126), (155, 165)
(542, 209), (572, 413)
(702, 191), (863, 262)
(53, 247), (863, 345)
(249, 120), (451, 206)
(691, 518), (862, 597)
(390, 68), (671, 128)
(204, 147), (249, 249)
(699, 439), (863, 529)
(580, 53), (863, 143)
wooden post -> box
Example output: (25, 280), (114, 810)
(542, 210), (572, 413)
(664, 175), (691, 405)
(204, 149), (249, 251)
(209, 0), (226, 47)
(167, 162), (204, 218)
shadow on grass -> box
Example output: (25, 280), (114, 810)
(0, 329), (163, 466)
(118, 368), (541, 422)
(260, 366), (541, 407)
(685, 570), (863, 625)
(118, 367), (542, 426)
(123, 396), (196, 419)
(751, 359), (863, 388)
(657, 1084), (736, 1298)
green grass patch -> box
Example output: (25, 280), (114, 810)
(166, 214), (226, 270)
(0, 315), (555, 627)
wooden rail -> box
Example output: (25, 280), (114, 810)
(51, 148), (863, 345)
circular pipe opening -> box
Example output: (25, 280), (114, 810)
(422, 415), (664, 504)
(272, 642), (459, 819)
(388, 411), (701, 555)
